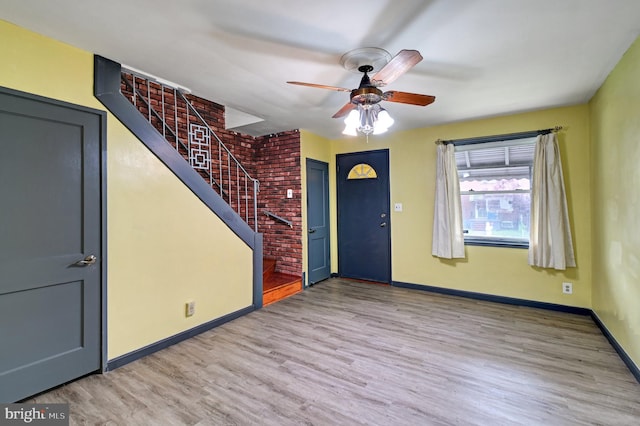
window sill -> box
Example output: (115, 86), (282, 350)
(464, 238), (528, 249)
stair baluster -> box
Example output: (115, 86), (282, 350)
(120, 70), (259, 231)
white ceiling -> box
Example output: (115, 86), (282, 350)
(3, 0), (640, 139)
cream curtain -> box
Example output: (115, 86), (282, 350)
(528, 133), (576, 269)
(432, 143), (465, 258)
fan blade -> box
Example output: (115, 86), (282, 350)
(371, 50), (423, 86)
(384, 91), (436, 106)
(332, 102), (356, 118)
(287, 81), (351, 92)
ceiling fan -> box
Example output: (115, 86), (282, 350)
(287, 48), (435, 136)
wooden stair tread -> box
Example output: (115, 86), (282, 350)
(262, 257), (301, 306)
(263, 272), (302, 306)
(263, 272), (301, 291)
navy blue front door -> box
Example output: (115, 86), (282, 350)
(337, 149), (391, 283)
(306, 159), (330, 285)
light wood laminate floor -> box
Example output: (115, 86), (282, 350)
(28, 278), (640, 425)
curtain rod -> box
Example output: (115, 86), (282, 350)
(435, 126), (564, 145)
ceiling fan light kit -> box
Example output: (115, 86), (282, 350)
(343, 104), (394, 136)
(288, 48), (435, 137)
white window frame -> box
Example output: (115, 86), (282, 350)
(454, 135), (537, 248)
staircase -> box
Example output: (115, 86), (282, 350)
(119, 68), (259, 231)
(263, 257), (302, 306)
(117, 65), (302, 306)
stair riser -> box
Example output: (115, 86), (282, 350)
(263, 280), (302, 306)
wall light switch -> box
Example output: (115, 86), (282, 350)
(394, 203), (403, 212)
(286, 189), (293, 198)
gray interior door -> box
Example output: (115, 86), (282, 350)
(306, 159), (330, 285)
(337, 149), (391, 283)
(0, 88), (103, 402)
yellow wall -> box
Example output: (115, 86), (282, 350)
(302, 105), (592, 307)
(1, 20), (254, 359)
(589, 36), (640, 367)
(7, 16), (637, 368)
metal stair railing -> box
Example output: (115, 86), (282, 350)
(120, 69), (259, 231)
(264, 210), (293, 228)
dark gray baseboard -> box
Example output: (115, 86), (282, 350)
(106, 305), (255, 371)
(590, 311), (640, 384)
(108, 278), (640, 386)
(392, 281), (591, 315)
(392, 280), (639, 384)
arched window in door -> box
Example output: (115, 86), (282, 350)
(347, 163), (378, 180)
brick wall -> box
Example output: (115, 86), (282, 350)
(255, 131), (303, 276)
(121, 74), (302, 276)
(184, 94), (258, 227)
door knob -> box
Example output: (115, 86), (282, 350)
(380, 222), (387, 227)
(75, 255), (97, 266)
(308, 228), (316, 233)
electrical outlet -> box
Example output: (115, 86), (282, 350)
(562, 282), (573, 294)
(185, 301), (195, 317)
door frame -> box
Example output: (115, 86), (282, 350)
(1, 86), (108, 373)
(336, 149), (391, 283)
